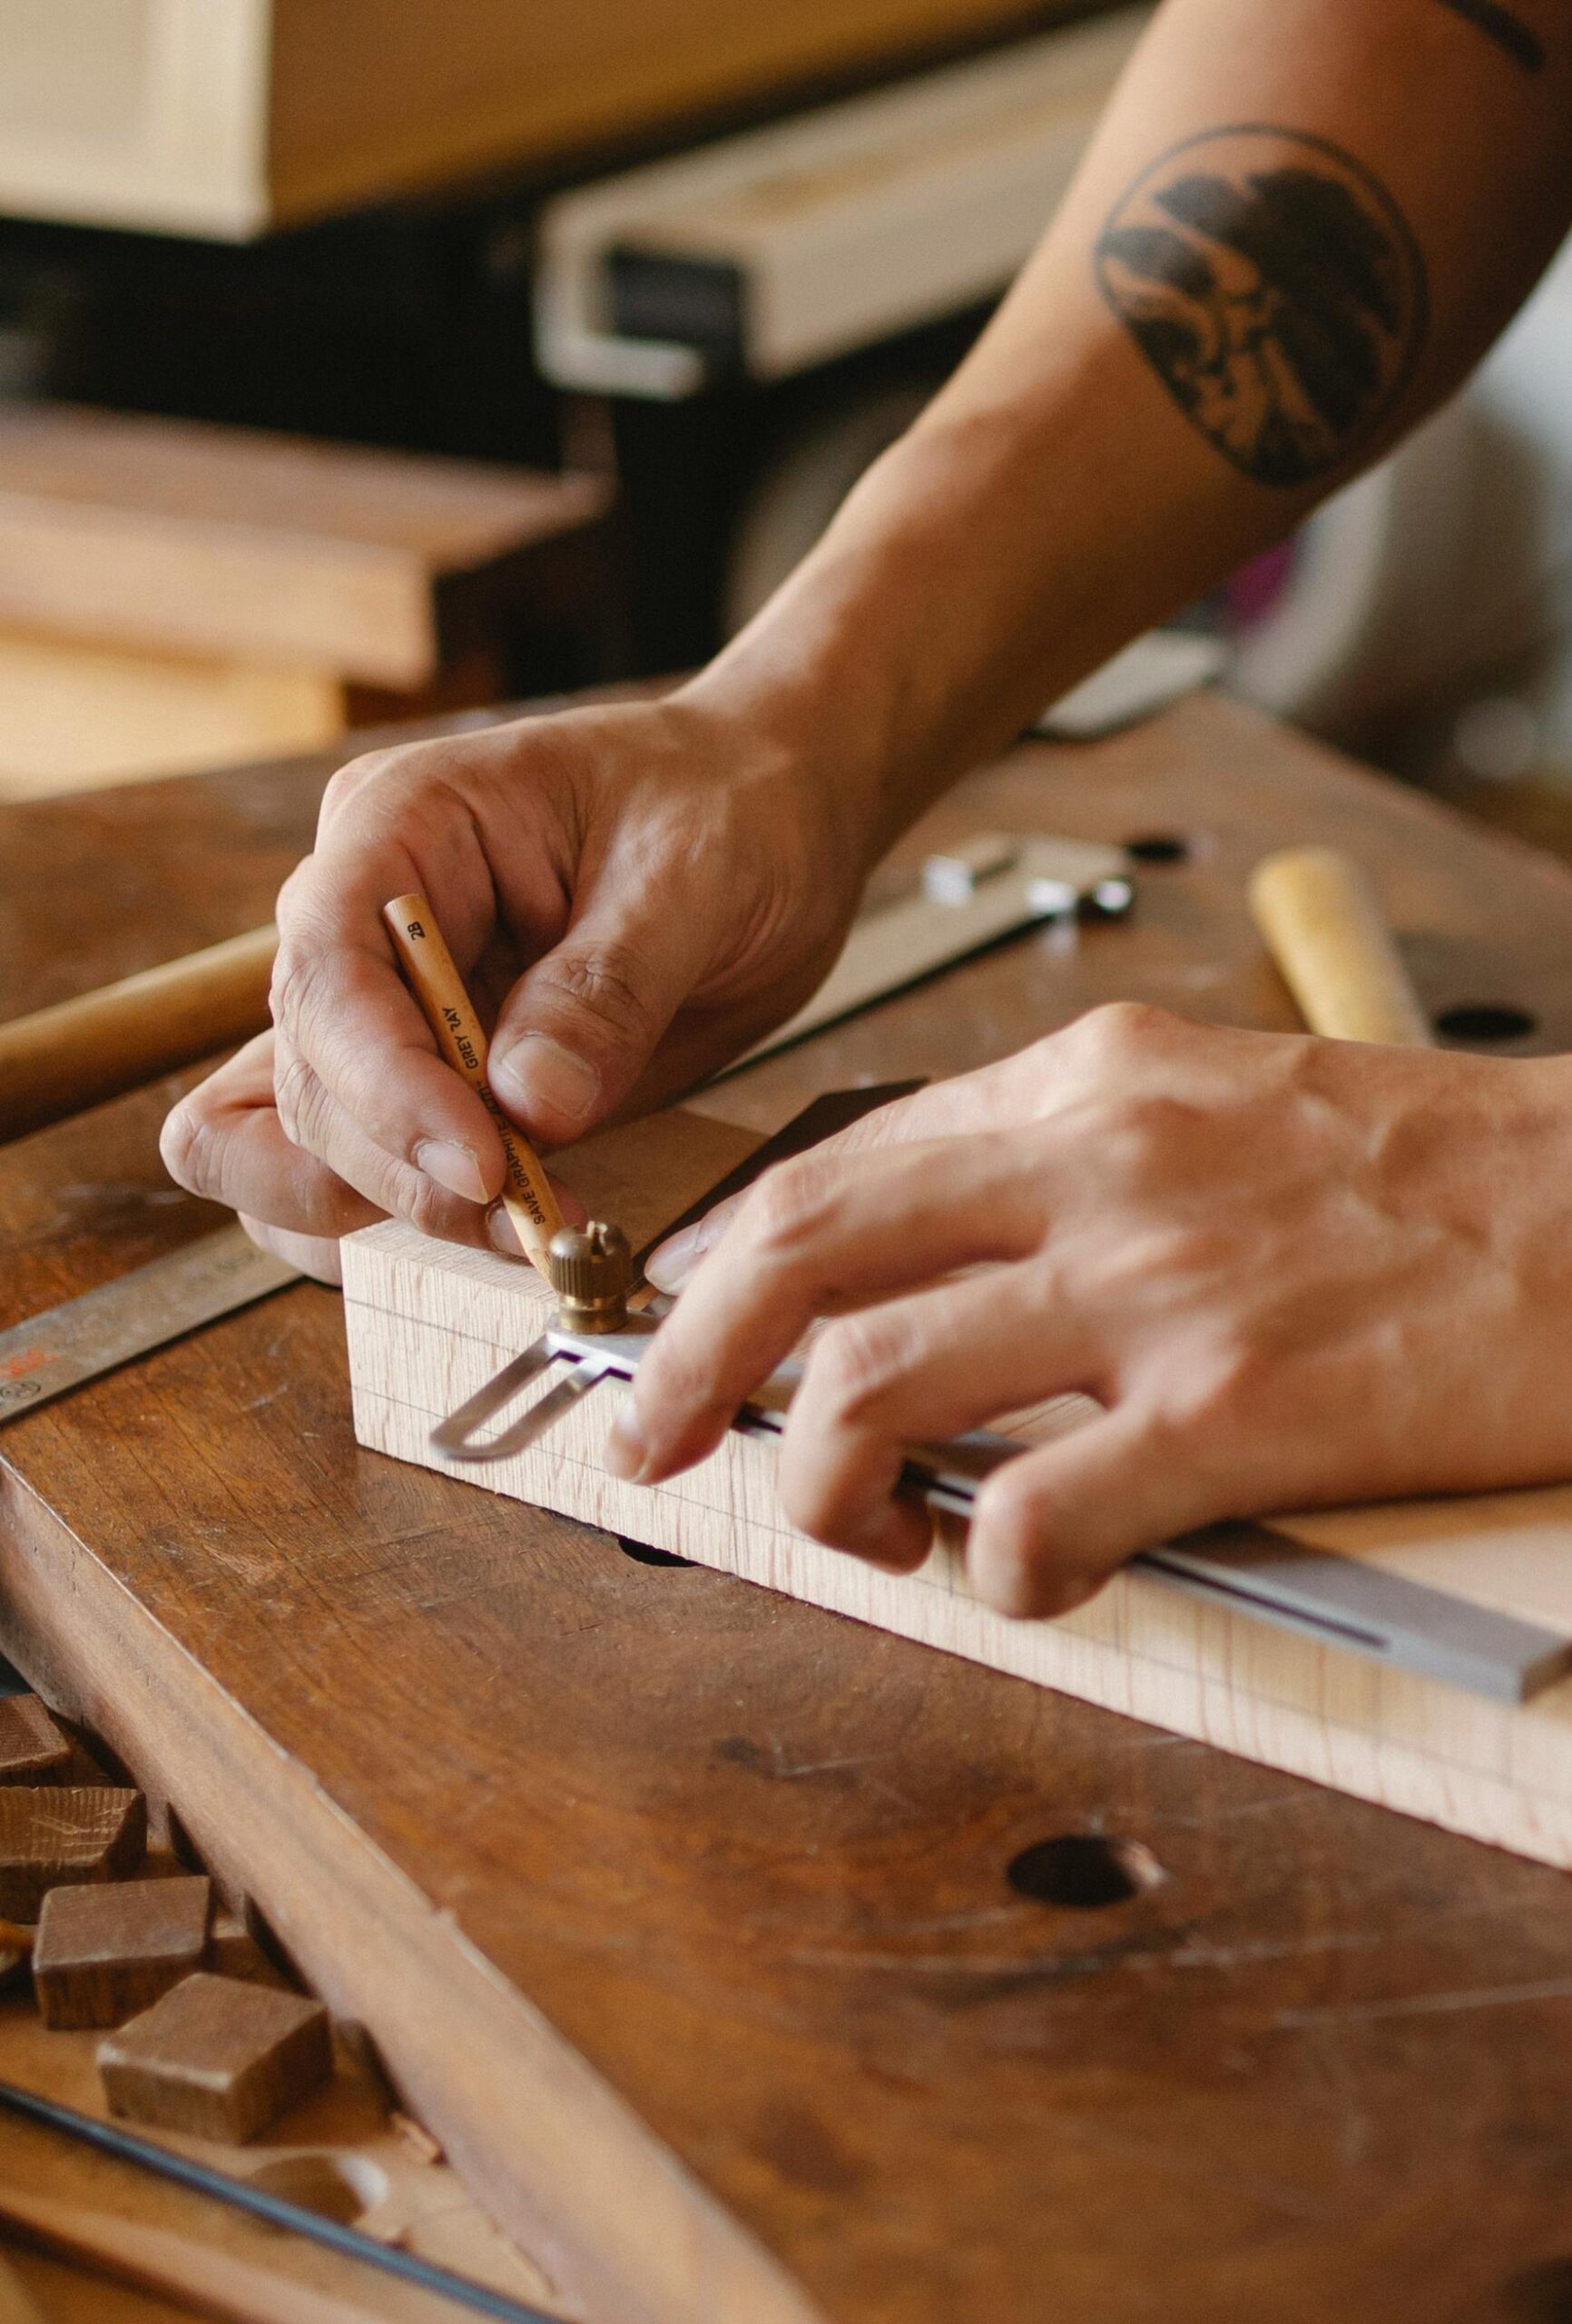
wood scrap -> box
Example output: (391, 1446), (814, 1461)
(0, 406), (610, 689)
(208, 1914), (288, 1990)
(0, 1705), (69, 1790)
(0, 1791), (144, 1922)
(98, 1974), (330, 2142)
(34, 1877), (211, 2032)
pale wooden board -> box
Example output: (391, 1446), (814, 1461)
(344, 1108), (1572, 1874)
(0, 630), (344, 800)
(0, 0), (1089, 239)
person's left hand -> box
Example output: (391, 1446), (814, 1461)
(611, 1003), (1572, 1618)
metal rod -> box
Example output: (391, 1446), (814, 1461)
(0, 2080), (558, 2324)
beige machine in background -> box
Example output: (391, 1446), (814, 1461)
(0, 0), (1104, 240)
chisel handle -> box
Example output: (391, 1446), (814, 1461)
(1248, 845), (1434, 1048)
(0, 924), (277, 1146)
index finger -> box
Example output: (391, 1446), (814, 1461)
(271, 848), (509, 1204)
(614, 1133), (1041, 1485)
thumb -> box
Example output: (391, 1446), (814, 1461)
(968, 1403), (1213, 1620)
(487, 900), (703, 1145)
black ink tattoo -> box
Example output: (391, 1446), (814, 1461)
(1436, 0), (1545, 73)
(1095, 129), (1429, 489)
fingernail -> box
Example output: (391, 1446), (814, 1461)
(494, 1036), (599, 1129)
(416, 1139), (489, 1205)
(486, 1205), (525, 1257)
(644, 1218), (714, 1293)
(604, 1404), (650, 1482)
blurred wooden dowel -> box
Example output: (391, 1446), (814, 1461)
(1248, 843), (1435, 1048)
(0, 925), (276, 1146)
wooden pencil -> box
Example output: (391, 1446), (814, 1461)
(382, 893), (564, 1273)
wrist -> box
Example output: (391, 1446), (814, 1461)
(673, 643), (890, 874)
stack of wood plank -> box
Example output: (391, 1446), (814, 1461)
(0, 402), (611, 799)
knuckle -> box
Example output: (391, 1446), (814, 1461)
(269, 944), (336, 1047)
(1071, 999), (1174, 1063)
(534, 940), (654, 1046)
(271, 1046), (326, 1152)
(971, 1475), (1077, 1619)
(780, 1467), (850, 1547)
(809, 1313), (909, 1423)
(318, 746), (406, 828)
(272, 858), (316, 929)
(742, 1157), (839, 1263)
(975, 1467), (1049, 1562)
(399, 1169), (457, 1243)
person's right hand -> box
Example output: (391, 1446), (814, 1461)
(161, 689), (876, 1281)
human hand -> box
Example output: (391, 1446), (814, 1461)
(616, 1005), (1572, 1617)
(161, 691), (873, 1281)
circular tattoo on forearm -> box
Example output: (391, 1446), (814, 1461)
(1095, 127), (1429, 489)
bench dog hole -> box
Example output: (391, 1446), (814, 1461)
(618, 1536), (694, 1569)
(243, 2153), (385, 2225)
(1469, 2254), (1572, 2322)
(1123, 832), (1192, 865)
(1007, 1833), (1165, 1909)
(1433, 1001), (1538, 1045)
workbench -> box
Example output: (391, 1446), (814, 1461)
(5, 690), (1572, 2324)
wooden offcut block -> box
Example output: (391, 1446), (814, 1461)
(345, 1100), (1572, 1876)
(0, 1697), (71, 1787)
(208, 1909), (290, 1989)
(0, 1788), (145, 1921)
(0, 404), (615, 799)
(99, 1973), (331, 2142)
(0, 406), (611, 688)
(34, 1875), (212, 2031)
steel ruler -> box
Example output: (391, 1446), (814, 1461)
(0, 1227), (300, 1428)
(436, 1088), (1572, 1708)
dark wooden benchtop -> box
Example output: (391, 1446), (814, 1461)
(5, 691), (1572, 2324)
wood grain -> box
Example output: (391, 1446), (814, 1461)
(0, 1699), (70, 1790)
(99, 1974), (331, 2144)
(34, 1876), (212, 2031)
(0, 1792), (145, 1924)
(8, 695), (1572, 2322)
(347, 1177), (1572, 1868)
(0, 407), (611, 687)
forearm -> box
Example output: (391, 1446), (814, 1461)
(686, 0), (1572, 851)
